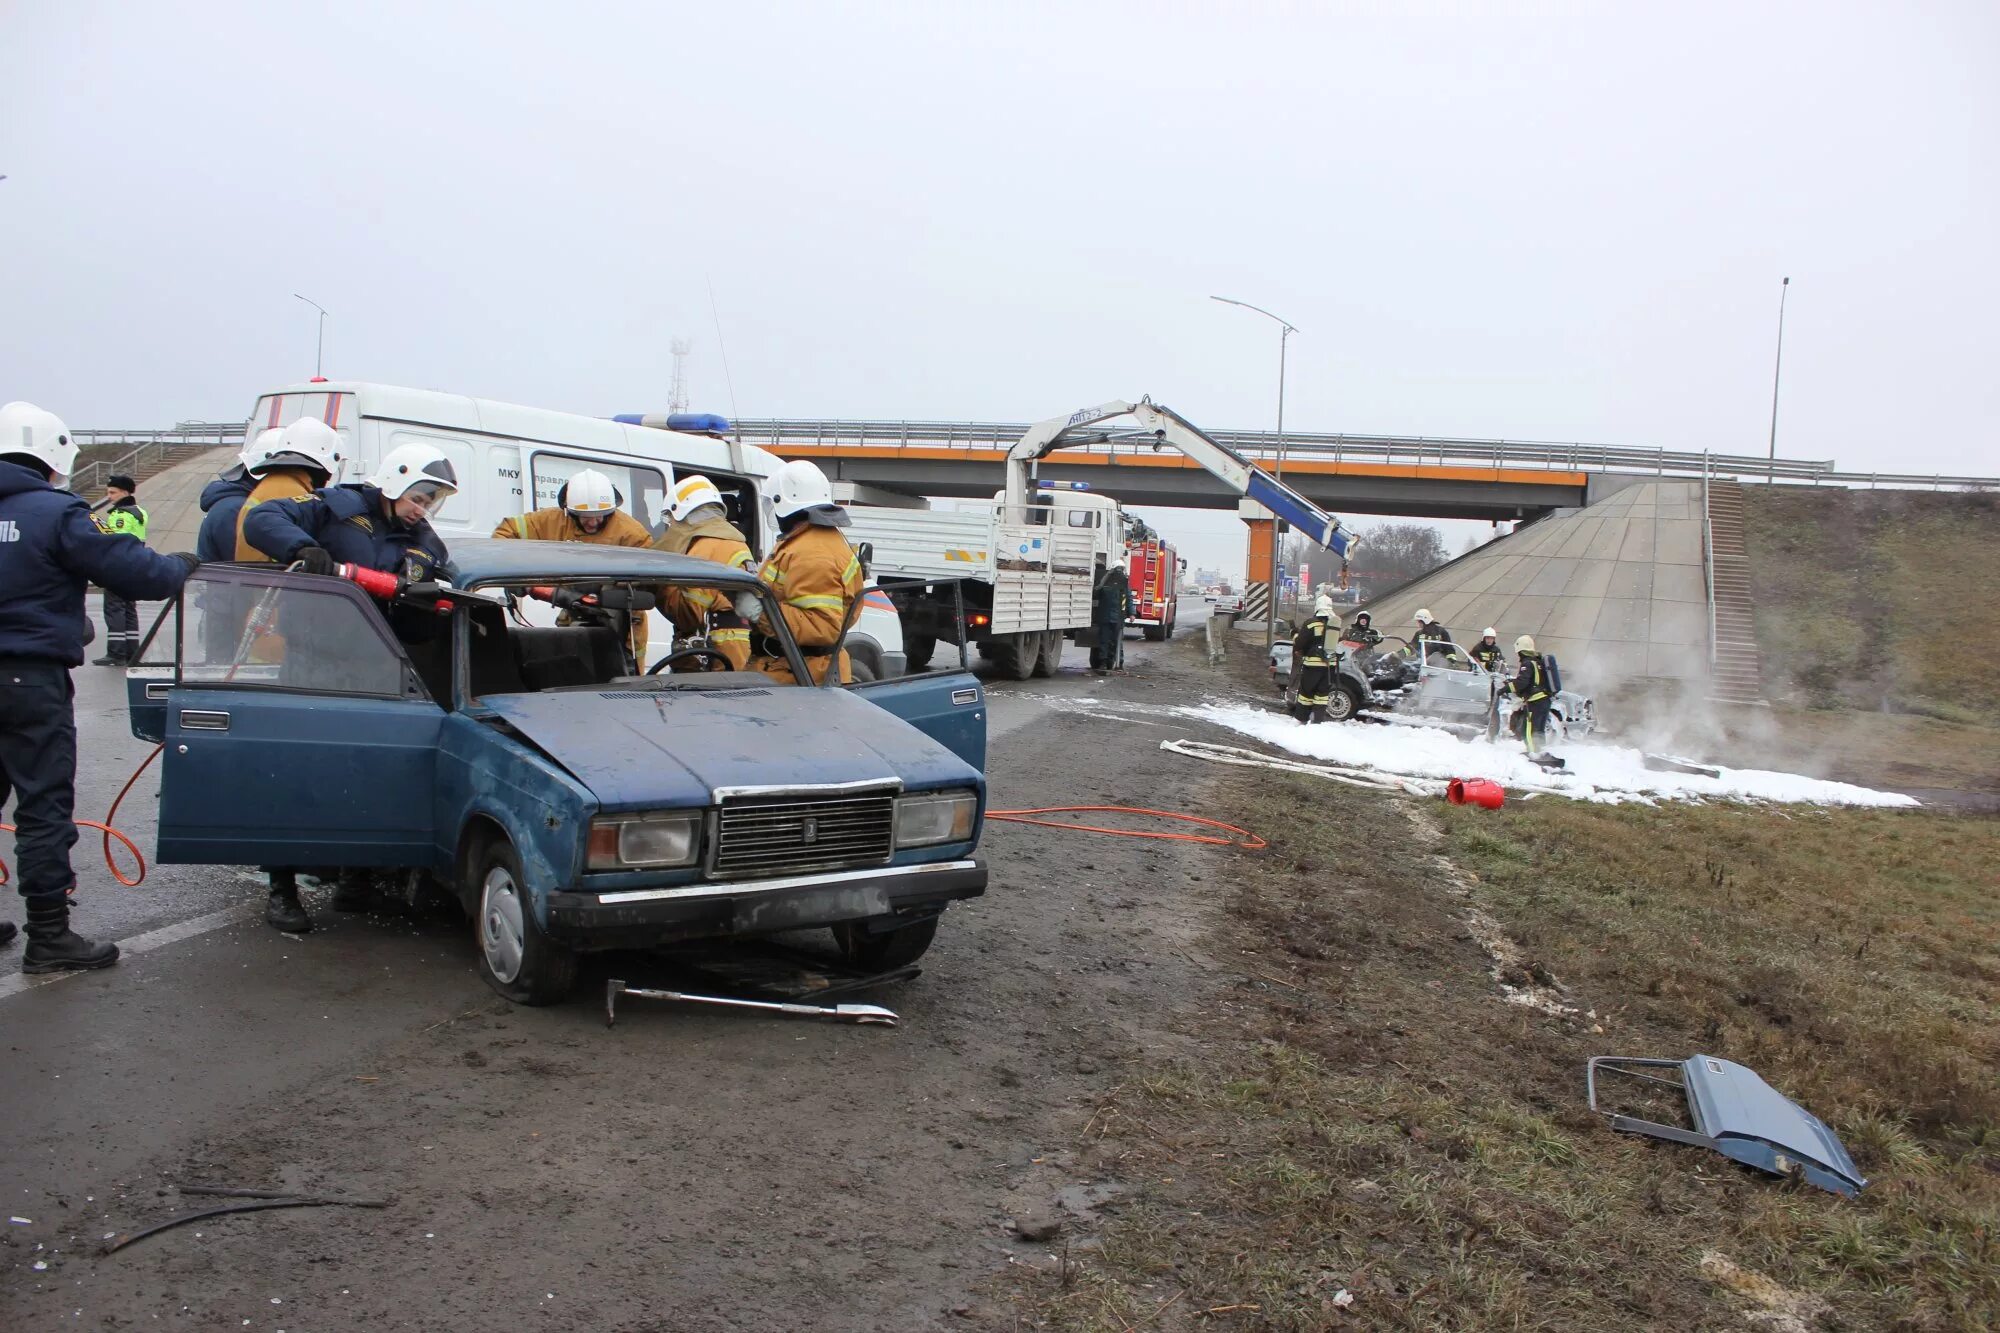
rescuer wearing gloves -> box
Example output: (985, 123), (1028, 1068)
(0, 401), (199, 969)
(90, 473), (151, 666)
(1470, 628), (1505, 673)
(234, 418), (343, 560)
(1504, 634), (1555, 757)
(493, 468), (654, 661)
(747, 460), (863, 685)
(1344, 610), (1382, 647)
(240, 442), (457, 930)
(651, 474), (756, 670)
(1292, 595), (1340, 724)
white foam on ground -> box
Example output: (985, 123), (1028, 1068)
(1191, 703), (1918, 808)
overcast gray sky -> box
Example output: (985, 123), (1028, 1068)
(4, 1), (1994, 575)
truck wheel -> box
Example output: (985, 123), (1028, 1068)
(847, 657), (877, 683)
(904, 632), (936, 672)
(1031, 630), (1059, 677)
(473, 838), (577, 1006)
(1324, 686), (1360, 722)
(989, 634), (1036, 680)
(832, 911), (940, 971)
(1143, 624), (1167, 642)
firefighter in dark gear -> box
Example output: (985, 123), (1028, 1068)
(493, 467), (655, 662)
(91, 473), (148, 665)
(1470, 627), (1505, 673)
(195, 430), (274, 562)
(1411, 608), (1455, 661)
(1090, 565), (1130, 675)
(1292, 596), (1339, 723)
(1504, 634), (1555, 757)
(1344, 610), (1382, 647)
(652, 474), (756, 670)
(748, 461), (863, 685)
(0, 401), (198, 968)
(243, 442), (458, 930)
(234, 418), (343, 561)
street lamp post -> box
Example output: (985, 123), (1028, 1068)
(293, 293), (329, 378)
(1211, 295), (1298, 649)
(1767, 276), (1790, 463)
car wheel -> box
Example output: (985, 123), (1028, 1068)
(832, 911), (940, 971)
(903, 632), (937, 672)
(474, 838), (577, 1006)
(848, 657), (877, 683)
(1324, 686), (1360, 722)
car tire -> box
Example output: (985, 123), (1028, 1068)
(832, 911), (940, 971)
(903, 632), (936, 673)
(1325, 686), (1360, 722)
(848, 657), (877, 683)
(473, 838), (577, 1007)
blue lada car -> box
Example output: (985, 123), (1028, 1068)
(125, 540), (988, 1005)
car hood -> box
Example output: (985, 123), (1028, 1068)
(479, 684), (977, 811)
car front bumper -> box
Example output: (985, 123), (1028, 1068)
(544, 858), (987, 950)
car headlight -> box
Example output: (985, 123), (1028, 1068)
(587, 812), (701, 870)
(895, 790), (978, 848)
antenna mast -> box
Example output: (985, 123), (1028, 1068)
(669, 338), (693, 415)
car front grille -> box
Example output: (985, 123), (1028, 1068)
(713, 793), (896, 880)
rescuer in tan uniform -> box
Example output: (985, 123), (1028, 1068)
(234, 418), (343, 562)
(747, 460), (863, 685)
(493, 468), (655, 661)
(651, 474), (756, 670)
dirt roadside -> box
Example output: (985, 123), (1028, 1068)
(0, 637), (1266, 1331)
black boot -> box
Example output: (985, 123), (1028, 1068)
(0, 921), (16, 948)
(22, 898), (119, 973)
(330, 870), (376, 913)
(264, 871), (312, 933)
(91, 654), (121, 666)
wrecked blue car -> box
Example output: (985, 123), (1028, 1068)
(125, 540), (988, 1004)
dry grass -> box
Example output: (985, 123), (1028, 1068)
(997, 778), (2000, 1332)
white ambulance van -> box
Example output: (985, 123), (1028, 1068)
(242, 382), (905, 677)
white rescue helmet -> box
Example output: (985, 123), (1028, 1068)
(239, 427), (284, 474)
(771, 459), (847, 527)
(0, 401), (78, 480)
(371, 443), (460, 502)
(669, 474), (727, 523)
(1314, 595), (1335, 618)
(1514, 635), (1536, 654)
(255, 417), (343, 481)
(561, 468), (618, 516)
(1482, 627), (1498, 640)
(1414, 609), (1434, 626)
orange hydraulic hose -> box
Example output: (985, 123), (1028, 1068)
(987, 804), (1266, 850)
(0, 743), (158, 889)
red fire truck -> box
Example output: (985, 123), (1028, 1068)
(1125, 537), (1183, 641)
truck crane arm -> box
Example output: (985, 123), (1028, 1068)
(1001, 398), (1356, 562)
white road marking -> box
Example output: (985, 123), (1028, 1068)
(0, 901), (258, 1001)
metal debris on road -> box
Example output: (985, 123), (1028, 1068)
(605, 979), (899, 1028)
(1586, 1054), (1867, 1197)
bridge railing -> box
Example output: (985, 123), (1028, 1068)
(68, 418), (2000, 492)
(68, 424), (244, 494)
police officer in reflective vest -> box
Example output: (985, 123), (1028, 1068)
(748, 461), (863, 685)
(492, 468), (655, 662)
(0, 402), (199, 968)
(1505, 634), (1554, 756)
(652, 474), (756, 670)
(91, 473), (148, 665)
(1292, 595), (1339, 723)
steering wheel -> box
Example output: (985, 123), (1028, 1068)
(647, 647), (734, 675)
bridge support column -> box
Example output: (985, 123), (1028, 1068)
(1240, 507), (1274, 628)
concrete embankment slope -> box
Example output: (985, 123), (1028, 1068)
(1359, 478), (1709, 691)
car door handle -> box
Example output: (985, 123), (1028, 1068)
(179, 709), (231, 731)
(145, 682), (173, 700)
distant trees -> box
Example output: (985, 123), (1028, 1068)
(1362, 523), (1451, 586)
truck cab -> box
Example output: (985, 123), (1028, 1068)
(126, 541), (986, 1005)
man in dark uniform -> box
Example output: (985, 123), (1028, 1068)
(1505, 634), (1555, 758)
(1344, 610), (1382, 647)
(1090, 565), (1129, 676)
(1470, 628), (1506, 673)
(0, 402), (198, 968)
(1292, 596), (1339, 723)
(1412, 608), (1455, 661)
(91, 473), (148, 665)
(241, 442), (457, 931)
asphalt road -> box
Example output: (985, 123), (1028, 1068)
(2, 601), (1238, 1329)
